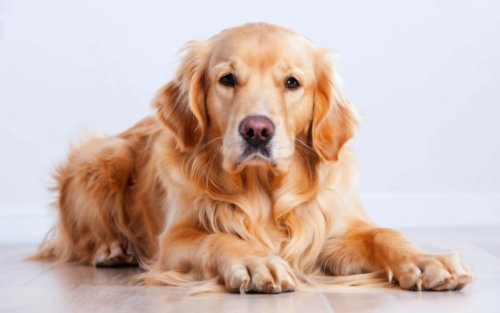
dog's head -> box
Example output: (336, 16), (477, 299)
(155, 23), (358, 174)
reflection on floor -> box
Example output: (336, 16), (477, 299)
(1, 227), (499, 313)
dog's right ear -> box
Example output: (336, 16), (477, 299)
(153, 41), (209, 151)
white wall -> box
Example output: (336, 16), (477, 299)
(1, 0), (499, 243)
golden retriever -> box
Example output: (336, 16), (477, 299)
(36, 23), (473, 293)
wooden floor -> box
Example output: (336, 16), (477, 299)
(1, 227), (499, 313)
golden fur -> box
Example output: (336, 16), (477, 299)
(36, 23), (473, 293)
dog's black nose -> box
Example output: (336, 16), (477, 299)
(239, 115), (275, 147)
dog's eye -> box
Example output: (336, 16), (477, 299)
(285, 76), (300, 90)
(219, 73), (237, 88)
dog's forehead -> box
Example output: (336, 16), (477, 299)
(208, 24), (316, 70)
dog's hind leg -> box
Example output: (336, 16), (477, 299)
(39, 136), (138, 267)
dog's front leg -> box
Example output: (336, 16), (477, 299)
(318, 221), (473, 291)
(150, 224), (296, 294)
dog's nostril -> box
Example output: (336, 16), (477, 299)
(261, 129), (269, 138)
(247, 128), (254, 138)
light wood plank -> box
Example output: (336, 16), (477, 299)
(1, 227), (499, 313)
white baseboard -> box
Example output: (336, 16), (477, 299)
(0, 193), (498, 244)
(0, 210), (56, 245)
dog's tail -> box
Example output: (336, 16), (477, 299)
(135, 269), (394, 295)
(305, 271), (395, 292)
(27, 225), (75, 263)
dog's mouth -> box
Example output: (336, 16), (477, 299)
(226, 143), (291, 174)
(235, 146), (274, 169)
(243, 145), (271, 158)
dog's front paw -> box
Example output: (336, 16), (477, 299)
(222, 256), (296, 294)
(389, 252), (473, 291)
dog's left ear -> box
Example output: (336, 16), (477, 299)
(312, 52), (359, 162)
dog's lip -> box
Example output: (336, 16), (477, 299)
(234, 151), (275, 171)
(236, 152), (272, 164)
